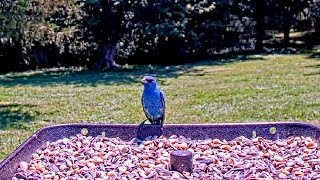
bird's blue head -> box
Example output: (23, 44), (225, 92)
(141, 75), (158, 90)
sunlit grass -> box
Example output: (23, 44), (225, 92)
(0, 53), (319, 161)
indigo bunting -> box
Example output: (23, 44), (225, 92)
(139, 75), (165, 130)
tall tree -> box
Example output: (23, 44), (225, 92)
(255, 0), (265, 52)
(266, 0), (313, 46)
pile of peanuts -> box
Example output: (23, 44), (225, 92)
(13, 134), (320, 179)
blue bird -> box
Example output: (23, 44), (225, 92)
(139, 75), (165, 130)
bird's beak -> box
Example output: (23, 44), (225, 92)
(141, 78), (147, 84)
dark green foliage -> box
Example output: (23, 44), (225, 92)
(0, 0), (318, 71)
(265, 0), (313, 45)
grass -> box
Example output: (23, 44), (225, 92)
(0, 53), (320, 162)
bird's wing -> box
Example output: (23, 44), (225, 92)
(141, 96), (152, 120)
(160, 90), (166, 122)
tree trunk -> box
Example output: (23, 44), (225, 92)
(97, 42), (118, 69)
(283, 6), (291, 47)
(283, 23), (290, 46)
(33, 43), (49, 68)
(104, 43), (116, 68)
(255, 0), (265, 52)
(315, 18), (320, 34)
(98, 0), (121, 70)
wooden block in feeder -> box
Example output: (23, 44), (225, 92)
(170, 150), (193, 173)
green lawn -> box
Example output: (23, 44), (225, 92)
(0, 53), (320, 162)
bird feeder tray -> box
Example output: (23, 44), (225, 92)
(1, 122), (320, 179)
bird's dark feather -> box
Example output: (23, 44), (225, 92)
(141, 96), (152, 121)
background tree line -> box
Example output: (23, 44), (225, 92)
(0, 0), (319, 72)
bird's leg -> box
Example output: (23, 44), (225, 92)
(138, 119), (148, 132)
(153, 118), (164, 136)
(160, 120), (164, 128)
(159, 119), (164, 133)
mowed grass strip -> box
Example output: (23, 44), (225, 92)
(0, 54), (319, 161)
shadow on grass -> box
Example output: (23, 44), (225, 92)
(0, 55), (266, 87)
(308, 43), (320, 59)
(305, 48), (320, 76)
(0, 66), (182, 87)
(304, 64), (320, 76)
(0, 104), (35, 130)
